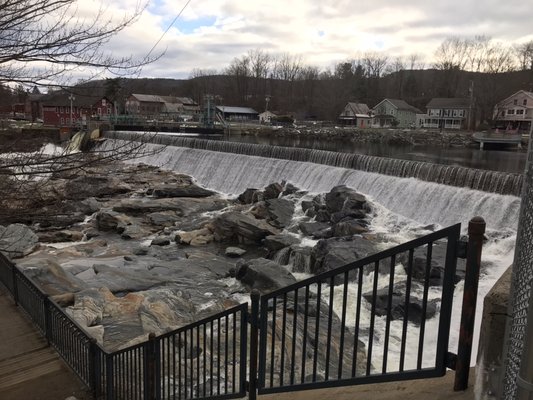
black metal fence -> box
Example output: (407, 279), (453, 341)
(255, 224), (462, 395)
(0, 220), (484, 399)
(0, 254), (248, 400)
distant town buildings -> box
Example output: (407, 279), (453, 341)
(6, 85), (533, 134)
(216, 106), (259, 121)
(125, 94), (200, 121)
(259, 110), (277, 124)
(424, 98), (470, 130)
(371, 99), (421, 129)
(492, 90), (533, 132)
(338, 103), (371, 128)
(41, 91), (113, 127)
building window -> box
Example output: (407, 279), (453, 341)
(508, 109), (515, 115)
(514, 99), (518, 105)
(524, 99), (528, 106)
(517, 109), (525, 115)
(98, 107), (102, 115)
(60, 118), (64, 124)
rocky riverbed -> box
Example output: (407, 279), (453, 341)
(0, 160), (460, 378)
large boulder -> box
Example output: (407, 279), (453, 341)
(299, 221), (330, 237)
(0, 224), (38, 258)
(146, 211), (181, 227)
(363, 283), (438, 325)
(251, 199), (295, 229)
(310, 236), (380, 275)
(332, 220), (368, 237)
(273, 245), (312, 273)
(95, 210), (131, 232)
(64, 175), (132, 199)
(151, 184), (214, 198)
(325, 185), (367, 214)
(263, 234), (300, 253)
(235, 258), (297, 293)
(113, 198), (227, 216)
(211, 212), (279, 243)
(38, 229), (84, 243)
(237, 188), (261, 204)
(18, 258), (86, 294)
(175, 228), (214, 246)
(263, 182), (283, 200)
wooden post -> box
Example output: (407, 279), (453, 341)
(454, 216), (486, 390)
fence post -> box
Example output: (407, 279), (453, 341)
(43, 294), (51, 345)
(454, 216), (486, 391)
(145, 332), (158, 400)
(11, 264), (18, 306)
(89, 339), (100, 399)
(248, 290), (260, 400)
(105, 354), (114, 400)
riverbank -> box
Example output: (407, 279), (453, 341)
(227, 124), (529, 149)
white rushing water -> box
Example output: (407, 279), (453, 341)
(103, 140), (519, 367)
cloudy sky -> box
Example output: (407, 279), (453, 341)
(99, 0), (533, 79)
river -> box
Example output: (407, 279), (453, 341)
(225, 133), (527, 174)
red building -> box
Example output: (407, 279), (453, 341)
(41, 91), (113, 127)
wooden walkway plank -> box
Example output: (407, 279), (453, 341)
(0, 286), (91, 399)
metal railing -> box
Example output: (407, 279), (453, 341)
(0, 254), (248, 400)
(254, 224), (462, 395)
(0, 219), (484, 399)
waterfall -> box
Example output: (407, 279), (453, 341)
(100, 136), (521, 232)
(105, 131), (523, 196)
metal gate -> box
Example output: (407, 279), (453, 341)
(253, 223), (474, 395)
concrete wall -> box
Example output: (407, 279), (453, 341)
(475, 266), (512, 399)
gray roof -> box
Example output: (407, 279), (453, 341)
(496, 90), (533, 106)
(382, 99), (422, 113)
(41, 90), (111, 107)
(217, 106), (258, 114)
(426, 98), (470, 109)
(347, 102), (370, 115)
(131, 94), (164, 103)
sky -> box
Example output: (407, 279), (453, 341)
(89, 0), (533, 79)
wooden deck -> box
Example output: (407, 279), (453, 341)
(0, 286), (91, 400)
(473, 132), (523, 149)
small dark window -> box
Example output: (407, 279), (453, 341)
(524, 99), (527, 106)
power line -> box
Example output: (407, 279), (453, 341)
(143, 0), (193, 62)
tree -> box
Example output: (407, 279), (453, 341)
(0, 1), (164, 230)
(514, 41), (533, 71)
(0, 131), (160, 226)
(225, 55), (251, 104)
(0, 0), (156, 87)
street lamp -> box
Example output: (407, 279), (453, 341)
(68, 94), (75, 128)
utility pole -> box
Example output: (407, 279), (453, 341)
(68, 94), (75, 128)
(468, 80), (474, 131)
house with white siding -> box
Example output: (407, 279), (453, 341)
(424, 98), (470, 130)
(493, 90), (533, 132)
